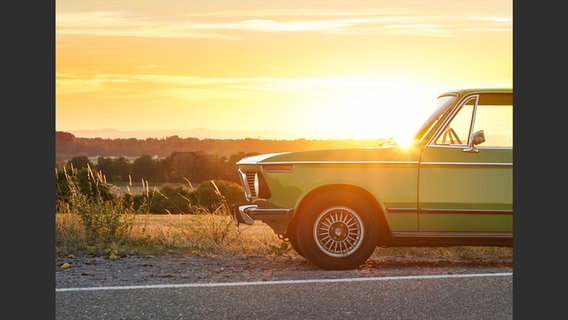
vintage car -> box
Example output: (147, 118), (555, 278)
(232, 88), (513, 270)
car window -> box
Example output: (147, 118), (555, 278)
(435, 99), (474, 146)
(413, 95), (456, 143)
(473, 104), (513, 148)
(434, 94), (513, 148)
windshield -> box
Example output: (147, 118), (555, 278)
(411, 95), (456, 143)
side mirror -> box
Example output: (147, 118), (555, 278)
(463, 130), (485, 153)
(472, 130), (485, 146)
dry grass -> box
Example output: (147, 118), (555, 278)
(56, 213), (512, 262)
(55, 213), (290, 258)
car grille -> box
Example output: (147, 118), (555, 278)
(244, 172), (257, 198)
(238, 169), (257, 199)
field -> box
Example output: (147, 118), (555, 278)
(56, 212), (289, 257)
(106, 181), (163, 195)
(55, 213), (513, 262)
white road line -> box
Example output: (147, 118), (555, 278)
(56, 272), (512, 292)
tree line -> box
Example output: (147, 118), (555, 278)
(60, 151), (255, 185)
(56, 131), (387, 162)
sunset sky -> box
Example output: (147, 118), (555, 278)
(56, 0), (512, 141)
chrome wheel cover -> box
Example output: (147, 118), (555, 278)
(313, 206), (364, 257)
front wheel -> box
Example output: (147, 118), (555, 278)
(285, 225), (305, 258)
(296, 190), (379, 270)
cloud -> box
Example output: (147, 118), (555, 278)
(56, 72), (415, 99)
(56, 8), (511, 40)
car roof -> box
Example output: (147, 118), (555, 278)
(440, 88), (512, 97)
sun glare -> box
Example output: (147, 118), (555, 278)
(299, 78), (437, 143)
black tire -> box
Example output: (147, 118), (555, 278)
(286, 225), (305, 258)
(296, 190), (379, 270)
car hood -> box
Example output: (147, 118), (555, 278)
(236, 145), (422, 165)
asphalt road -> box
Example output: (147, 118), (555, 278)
(56, 272), (512, 320)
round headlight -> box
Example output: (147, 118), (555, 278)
(254, 173), (259, 197)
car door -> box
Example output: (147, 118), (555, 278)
(417, 92), (513, 234)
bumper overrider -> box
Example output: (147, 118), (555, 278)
(231, 203), (294, 226)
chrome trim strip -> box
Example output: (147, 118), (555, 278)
(419, 208), (512, 215)
(420, 162), (512, 166)
(256, 160), (512, 166)
(392, 231), (512, 238)
(244, 207), (295, 215)
(259, 160), (419, 165)
(242, 205), (294, 223)
(427, 144), (512, 150)
(387, 208), (419, 213)
(232, 204), (295, 225)
(387, 208), (512, 215)
(262, 168), (295, 173)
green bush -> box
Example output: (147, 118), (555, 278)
(191, 180), (246, 213)
(133, 179), (246, 214)
(139, 183), (194, 214)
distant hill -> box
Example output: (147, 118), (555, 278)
(67, 128), (299, 140)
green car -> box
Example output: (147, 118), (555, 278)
(232, 88), (513, 270)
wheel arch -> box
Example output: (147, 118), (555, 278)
(288, 184), (392, 246)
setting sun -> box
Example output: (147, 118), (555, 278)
(56, 0), (512, 140)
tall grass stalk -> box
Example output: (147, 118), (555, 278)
(56, 164), (138, 255)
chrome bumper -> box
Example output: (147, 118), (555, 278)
(231, 203), (294, 226)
